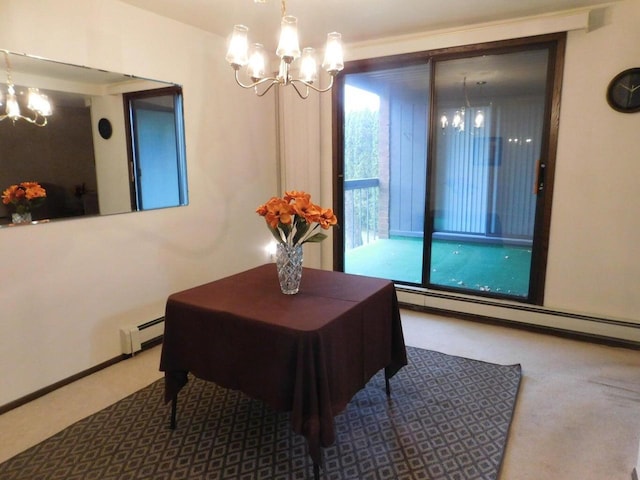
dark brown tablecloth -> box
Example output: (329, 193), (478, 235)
(159, 263), (407, 464)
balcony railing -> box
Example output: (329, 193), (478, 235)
(344, 178), (379, 250)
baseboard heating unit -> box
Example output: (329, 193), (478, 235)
(120, 318), (164, 355)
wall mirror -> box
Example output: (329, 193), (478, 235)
(0, 49), (188, 227)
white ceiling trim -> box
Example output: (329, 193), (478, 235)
(347, 8), (593, 61)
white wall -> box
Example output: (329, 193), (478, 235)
(1, 0), (639, 408)
(545, 0), (640, 321)
(0, 0), (278, 407)
(90, 94), (131, 215)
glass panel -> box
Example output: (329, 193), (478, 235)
(430, 49), (549, 297)
(343, 64), (429, 284)
(128, 89), (188, 211)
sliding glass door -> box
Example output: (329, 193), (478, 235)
(335, 34), (565, 304)
(342, 64), (430, 284)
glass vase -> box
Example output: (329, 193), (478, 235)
(276, 243), (303, 295)
(12, 212), (32, 224)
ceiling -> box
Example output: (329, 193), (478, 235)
(5, 0), (611, 108)
(119, 0), (612, 51)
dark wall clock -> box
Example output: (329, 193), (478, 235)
(606, 68), (640, 113)
(98, 118), (113, 139)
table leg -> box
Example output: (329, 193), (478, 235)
(385, 376), (391, 397)
(170, 395), (177, 429)
(313, 462), (320, 480)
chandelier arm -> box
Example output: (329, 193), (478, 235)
(290, 81), (310, 99)
(254, 81), (280, 97)
(290, 75), (336, 94)
(463, 77), (471, 108)
(233, 70), (279, 90)
(0, 112), (47, 127)
(31, 115), (47, 127)
(21, 110), (46, 127)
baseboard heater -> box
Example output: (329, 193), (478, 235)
(396, 285), (640, 348)
(119, 317), (165, 355)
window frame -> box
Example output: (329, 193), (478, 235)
(332, 33), (566, 305)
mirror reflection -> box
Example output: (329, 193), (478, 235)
(0, 50), (188, 227)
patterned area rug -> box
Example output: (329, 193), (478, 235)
(0, 347), (521, 480)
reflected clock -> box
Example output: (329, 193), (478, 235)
(606, 68), (640, 113)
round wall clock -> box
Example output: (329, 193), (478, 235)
(606, 68), (640, 113)
(98, 118), (113, 139)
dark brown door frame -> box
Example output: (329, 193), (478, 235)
(332, 32), (566, 305)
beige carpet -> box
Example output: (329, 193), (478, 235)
(0, 309), (638, 479)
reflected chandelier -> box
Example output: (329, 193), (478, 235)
(225, 0), (344, 99)
(0, 51), (52, 127)
(440, 77), (484, 132)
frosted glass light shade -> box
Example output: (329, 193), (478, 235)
(276, 16), (301, 60)
(247, 44), (267, 80)
(322, 32), (344, 73)
(226, 25), (250, 67)
(299, 48), (318, 83)
(452, 110), (463, 128)
(28, 88), (52, 116)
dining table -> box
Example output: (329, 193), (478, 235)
(159, 263), (407, 478)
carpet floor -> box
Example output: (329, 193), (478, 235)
(0, 347), (521, 480)
(345, 238), (531, 297)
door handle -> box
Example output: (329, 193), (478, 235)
(533, 160), (546, 194)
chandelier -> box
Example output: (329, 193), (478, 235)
(440, 77), (485, 132)
(225, 0), (344, 99)
(0, 51), (53, 127)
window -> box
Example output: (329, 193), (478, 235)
(124, 86), (188, 211)
(334, 34), (565, 304)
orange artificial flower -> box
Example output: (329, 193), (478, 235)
(259, 197), (293, 229)
(21, 182), (47, 200)
(257, 190), (338, 246)
(2, 185), (23, 204)
(291, 195), (321, 222)
(284, 190), (310, 203)
(315, 208), (338, 229)
(2, 181), (47, 214)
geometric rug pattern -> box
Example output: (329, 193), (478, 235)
(0, 347), (521, 480)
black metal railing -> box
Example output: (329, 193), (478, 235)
(344, 178), (379, 250)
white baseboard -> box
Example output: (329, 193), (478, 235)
(396, 286), (640, 346)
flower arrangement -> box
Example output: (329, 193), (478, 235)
(256, 190), (338, 246)
(2, 181), (47, 214)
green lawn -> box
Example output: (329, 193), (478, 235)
(345, 237), (531, 297)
